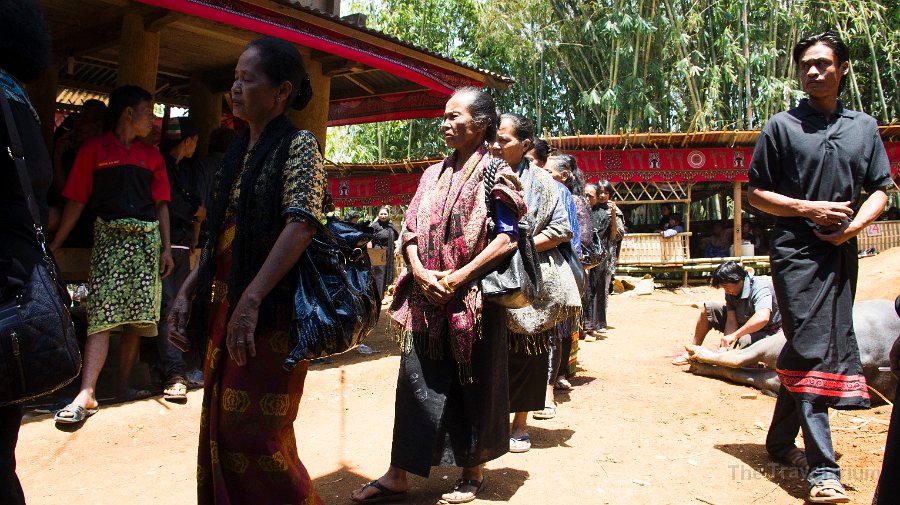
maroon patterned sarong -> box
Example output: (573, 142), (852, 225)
(197, 218), (322, 504)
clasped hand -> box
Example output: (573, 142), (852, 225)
(804, 200), (857, 245)
(414, 268), (455, 305)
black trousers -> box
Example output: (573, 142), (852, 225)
(874, 385), (900, 504)
(0, 404), (25, 505)
(157, 248), (192, 381)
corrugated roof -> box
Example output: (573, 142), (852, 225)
(325, 158), (440, 176)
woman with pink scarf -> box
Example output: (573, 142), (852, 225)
(351, 88), (525, 504)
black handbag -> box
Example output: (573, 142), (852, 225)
(479, 159), (542, 309)
(580, 227), (609, 270)
(283, 217), (381, 370)
(0, 93), (81, 407)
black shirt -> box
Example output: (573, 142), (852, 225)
(162, 152), (201, 247)
(0, 95), (51, 283)
(748, 99), (893, 231)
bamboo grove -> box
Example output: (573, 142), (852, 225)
(327, 0), (900, 163)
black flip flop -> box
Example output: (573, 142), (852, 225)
(351, 479), (407, 503)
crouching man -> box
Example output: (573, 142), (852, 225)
(672, 261), (782, 366)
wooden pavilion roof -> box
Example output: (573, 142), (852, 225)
(41, 0), (513, 124)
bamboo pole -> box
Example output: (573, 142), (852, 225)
(662, 0), (705, 128)
(854, 0), (889, 122)
(733, 181), (743, 257)
(742, 0), (753, 128)
(683, 184), (692, 286)
(606, 0), (625, 132)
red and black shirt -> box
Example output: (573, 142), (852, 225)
(62, 131), (170, 221)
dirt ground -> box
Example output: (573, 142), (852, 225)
(16, 248), (900, 505)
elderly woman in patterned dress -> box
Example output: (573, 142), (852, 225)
(167, 37), (326, 505)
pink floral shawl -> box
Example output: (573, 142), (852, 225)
(389, 144), (524, 378)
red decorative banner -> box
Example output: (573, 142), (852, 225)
(573, 142), (899, 183)
(330, 173), (423, 208)
(571, 147), (754, 183)
(328, 142), (900, 207)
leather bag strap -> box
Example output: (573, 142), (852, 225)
(0, 92), (43, 230)
(0, 92), (51, 255)
(483, 157), (500, 218)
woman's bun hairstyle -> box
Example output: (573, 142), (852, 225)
(292, 74), (313, 111)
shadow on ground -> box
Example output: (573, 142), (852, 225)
(527, 427), (576, 450)
(554, 375), (597, 405)
(319, 465), (530, 504)
(715, 443), (811, 500)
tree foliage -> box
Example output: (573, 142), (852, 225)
(327, 0), (900, 163)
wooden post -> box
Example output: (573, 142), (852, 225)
(286, 55), (331, 148)
(25, 67), (58, 151)
(683, 184), (692, 286)
(117, 12), (160, 92)
(733, 181), (743, 257)
(189, 75), (223, 157)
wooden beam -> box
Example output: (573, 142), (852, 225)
(52, 19), (123, 60)
(321, 59), (369, 77)
(25, 68), (58, 151)
(146, 11), (188, 32)
(96, 0), (131, 6)
(51, 4), (159, 60)
(169, 18), (252, 47)
(59, 77), (113, 96)
(330, 82), (426, 101)
(344, 74), (375, 94)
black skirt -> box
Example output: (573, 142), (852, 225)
(389, 303), (510, 477)
(770, 227), (870, 409)
(508, 345), (550, 413)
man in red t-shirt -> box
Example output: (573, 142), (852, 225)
(50, 85), (174, 424)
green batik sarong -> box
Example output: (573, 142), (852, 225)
(87, 217), (162, 336)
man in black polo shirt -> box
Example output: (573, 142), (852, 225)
(156, 116), (201, 402)
(671, 261), (782, 366)
(748, 31), (892, 503)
